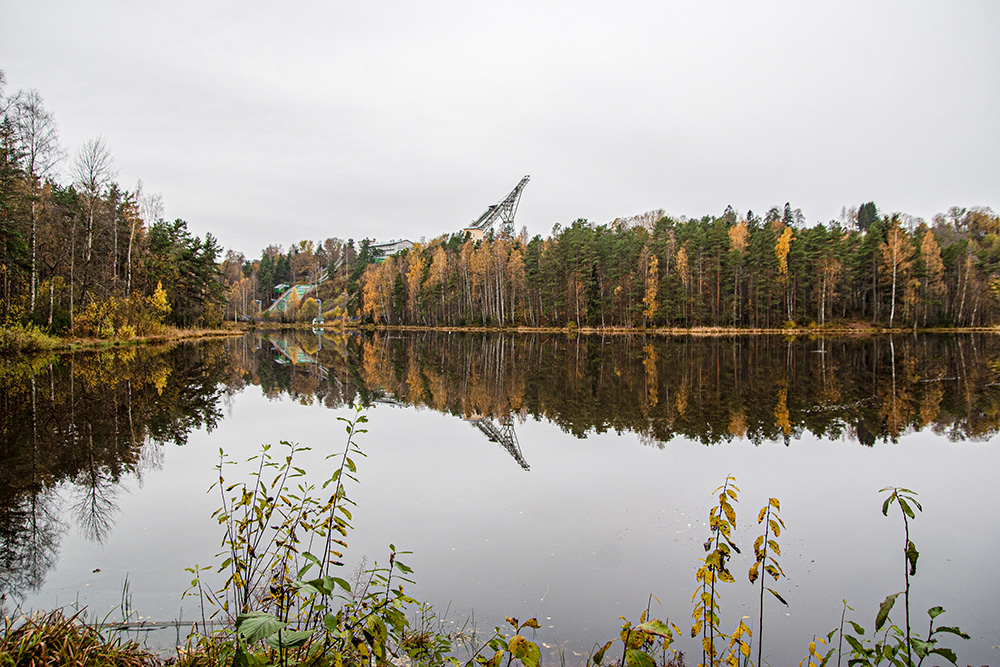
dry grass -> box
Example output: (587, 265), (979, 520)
(0, 609), (162, 666)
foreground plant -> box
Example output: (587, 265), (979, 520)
(466, 616), (543, 667)
(806, 487), (969, 667)
(748, 498), (787, 667)
(0, 608), (155, 666)
(593, 605), (682, 667)
(183, 405), (451, 667)
(691, 475), (751, 667)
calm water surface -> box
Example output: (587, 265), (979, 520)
(1, 332), (998, 665)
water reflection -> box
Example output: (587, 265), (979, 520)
(249, 331), (1000, 448)
(2, 331), (999, 603)
(0, 341), (231, 602)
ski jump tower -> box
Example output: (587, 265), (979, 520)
(462, 175), (530, 240)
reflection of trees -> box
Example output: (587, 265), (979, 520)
(0, 488), (64, 603)
(71, 448), (122, 544)
(245, 331), (1000, 448)
(0, 341), (232, 600)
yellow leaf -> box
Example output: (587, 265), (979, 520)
(723, 503), (737, 526)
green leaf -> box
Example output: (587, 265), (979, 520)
(906, 540), (919, 576)
(844, 635), (866, 653)
(265, 628), (314, 649)
(236, 611), (286, 643)
(881, 495), (892, 516)
(626, 648), (655, 667)
(898, 498), (915, 520)
(910, 638), (933, 658)
(509, 635), (540, 667)
(926, 606), (945, 619)
(934, 626), (971, 640)
(637, 619), (674, 639)
(847, 621), (865, 635)
(875, 593), (900, 631)
(929, 648), (958, 664)
(593, 640), (614, 665)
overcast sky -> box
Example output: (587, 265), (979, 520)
(3, 1), (998, 257)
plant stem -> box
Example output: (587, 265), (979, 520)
(837, 602), (846, 667)
(902, 511), (911, 667)
(756, 505), (770, 667)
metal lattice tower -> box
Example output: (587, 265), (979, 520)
(472, 414), (529, 470)
(467, 175), (530, 235)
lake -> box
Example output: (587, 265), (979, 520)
(1, 331), (998, 665)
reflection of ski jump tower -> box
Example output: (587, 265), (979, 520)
(466, 414), (529, 471)
(269, 336), (328, 379)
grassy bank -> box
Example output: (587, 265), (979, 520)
(0, 323), (246, 355)
(296, 321), (1000, 337)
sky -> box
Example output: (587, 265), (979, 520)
(3, 1), (999, 258)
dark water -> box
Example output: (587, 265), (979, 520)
(1, 332), (998, 665)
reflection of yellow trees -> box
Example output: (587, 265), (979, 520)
(249, 332), (1000, 446)
(152, 366), (170, 396)
(289, 372), (319, 406)
(918, 382), (944, 427)
(406, 357), (424, 404)
(728, 410), (747, 438)
(879, 383), (912, 441)
(643, 344), (658, 409)
(674, 380), (688, 418)
(361, 337), (395, 392)
(774, 388), (791, 436)
(425, 366), (449, 412)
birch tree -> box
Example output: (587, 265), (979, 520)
(73, 136), (117, 265)
(880, 220), (915, 328)
(13, 89), (63, 315)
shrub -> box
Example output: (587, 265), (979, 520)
(73, 289), (172, 339)
(0, 324), (61, 353)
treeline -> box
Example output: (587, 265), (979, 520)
(6, 72), (1000, 333)
(356, 203), (1000, 329)
(0, 71), (224, 336)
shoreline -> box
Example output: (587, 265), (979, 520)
(6, 321), (998, 356)
(259, 321), (1000, 337)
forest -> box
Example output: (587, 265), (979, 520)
(4, 71), (1000, 335)
(348, 202), (1000, 329)
(0, 72), (224, 337)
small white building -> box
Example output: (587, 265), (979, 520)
(372, 239), (414, 256)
